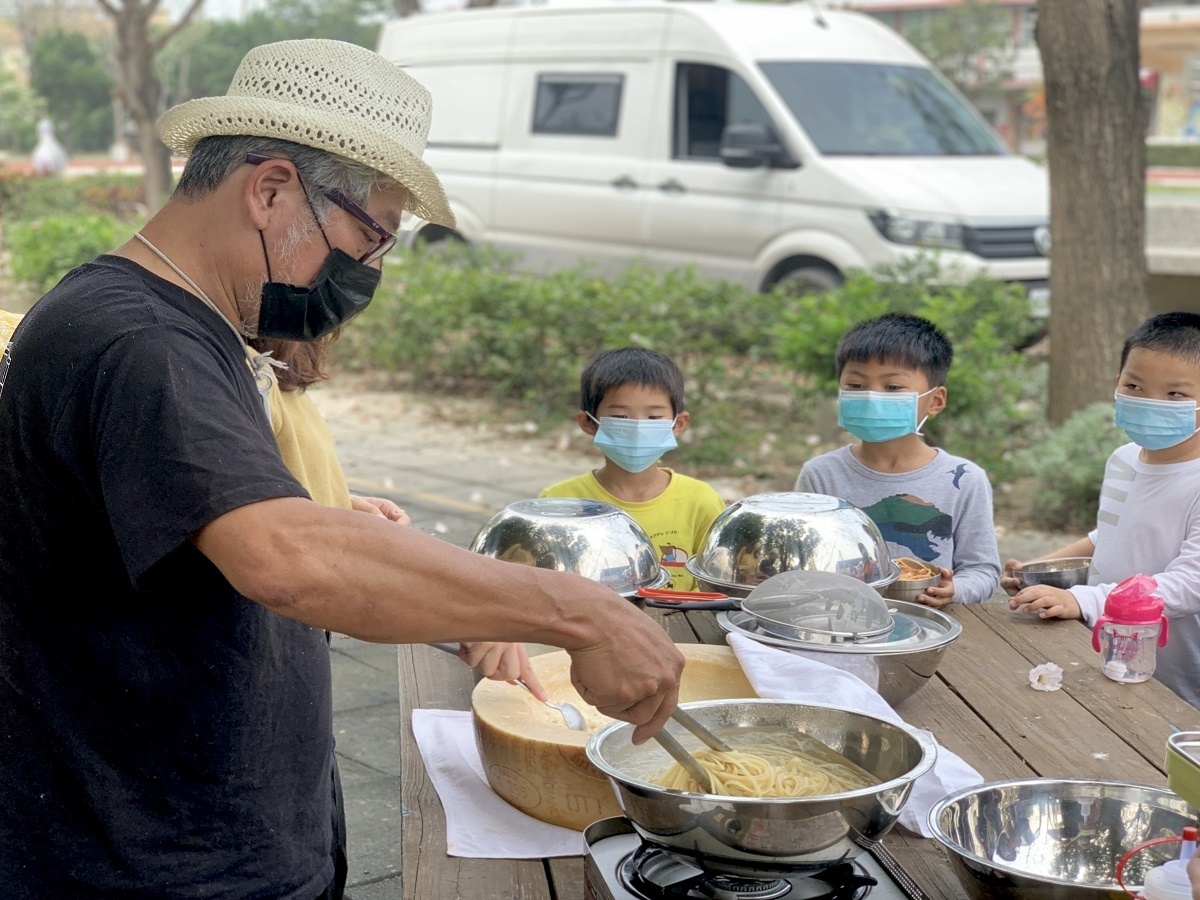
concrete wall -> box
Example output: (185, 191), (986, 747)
(1147, 202), (1200, 313)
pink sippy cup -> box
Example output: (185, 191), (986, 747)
(1091, 574), (1169, 684)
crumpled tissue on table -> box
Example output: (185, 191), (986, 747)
(727, 633), (983, 838)
(411, 708), (587, 858)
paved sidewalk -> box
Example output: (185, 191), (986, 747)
(312, 384), (1073, 898)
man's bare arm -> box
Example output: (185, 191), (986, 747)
(193, 496), (683, 741)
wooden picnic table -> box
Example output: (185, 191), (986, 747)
(398, 601), (1199, 899)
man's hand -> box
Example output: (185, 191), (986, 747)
(350, 494), (410, 525)
(918, 567), (955, 608)
(1009, 585), (1082, 619)
(459, 642), (547, 701)
(566, 611), (684, 745)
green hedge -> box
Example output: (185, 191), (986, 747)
(6, 214), (130, 292)
(1147, 142), (1200, 169)
(1, 172), (146, 297)
(338, 249), (1046, 484)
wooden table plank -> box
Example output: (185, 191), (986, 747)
(934, 603), (1168, 785)
(548, 857), (586, 900)
(399, 644), (553, 900)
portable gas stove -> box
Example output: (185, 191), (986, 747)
(582, 818), (929, 900)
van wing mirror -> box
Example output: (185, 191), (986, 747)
(719, 123), (798, 170)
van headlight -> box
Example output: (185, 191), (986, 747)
(868, 210), (965, 250)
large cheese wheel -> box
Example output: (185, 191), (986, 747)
(472, 643), (756, 831)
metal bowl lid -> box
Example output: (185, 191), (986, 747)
(469, 497), (664, 595)
(688, 491), (896, 591)
(741, 570), (895, 644)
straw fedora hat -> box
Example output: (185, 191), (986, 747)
(157, 39), (454, 228)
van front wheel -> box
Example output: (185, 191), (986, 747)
(414, 227), (467, 256)
(769, 265), (843, 296)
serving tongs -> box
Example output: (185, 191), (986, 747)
(427, 642), (588, 731)
(653, 707), (732, 795)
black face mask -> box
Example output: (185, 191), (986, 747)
(256, 233), (381, 342)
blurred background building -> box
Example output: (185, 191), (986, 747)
(840, 0), (1200, 155)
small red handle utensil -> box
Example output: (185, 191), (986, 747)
(634, 587), (739, 610)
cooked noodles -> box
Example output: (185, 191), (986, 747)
(653, 729), (880, 797)
(896, 557), (939, 580)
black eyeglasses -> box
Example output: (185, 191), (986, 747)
(245, 153), (397, 265)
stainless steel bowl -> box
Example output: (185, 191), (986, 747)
(1015, 558), (1093, 590)
(883, 562), (942, 603)
(929, 778), (1197, 899)
(717, 600), (961, 704)
(586, 699), (936, 874)
(687, 493), (899, 596)
(469, 498), (668, 596)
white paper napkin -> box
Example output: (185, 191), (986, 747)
(411, 709), (587, 858)
(726, 633), (982, 838)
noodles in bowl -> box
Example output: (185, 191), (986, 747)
(653, 728), (880, 797)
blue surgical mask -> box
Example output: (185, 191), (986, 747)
(588, 414), (678, 473)
(1114, 391), (1200, 451)
(838, 389), (935, 444)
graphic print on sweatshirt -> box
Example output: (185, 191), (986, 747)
(862, 493), (952, 563)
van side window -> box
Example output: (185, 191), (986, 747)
(674, 64), (775, 160)
(532, 74), (624, 137)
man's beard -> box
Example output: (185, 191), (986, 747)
(239, 217), (317, 337)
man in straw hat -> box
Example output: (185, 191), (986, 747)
(0, 40), (683, 898)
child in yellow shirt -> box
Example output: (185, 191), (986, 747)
(541, 348), (725, 592)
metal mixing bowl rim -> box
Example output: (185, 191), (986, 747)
(926, 776), (1188, 889)
(586, 698), (938, 802)
(1019, 556), (1093, 571)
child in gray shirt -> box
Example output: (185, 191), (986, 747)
(795, 313), (1001, 605)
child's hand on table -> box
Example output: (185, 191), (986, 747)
(1008, 585), (1082, 620)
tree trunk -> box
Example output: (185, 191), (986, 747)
(394, 0), (420, 16)
(98, 0), (203, 211)
(1037, 0), (1148, 426)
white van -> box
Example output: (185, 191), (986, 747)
(378, 2), (1050, 302)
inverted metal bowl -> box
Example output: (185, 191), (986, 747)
(586, 699), (936, 874)
(687, 492), (899, 596)
(469, 498), (667, 596)
(928, 778), (1196, 899)
(1015, 558), (1092, 590)
(716, 600), (961, 704)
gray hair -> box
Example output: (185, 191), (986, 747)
(172, 135), (391, 222)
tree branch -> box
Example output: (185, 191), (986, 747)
(152, 0), (205, 53)
(96, 0), (119, 16)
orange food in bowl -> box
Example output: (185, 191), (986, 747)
(896, 557), (939, 581)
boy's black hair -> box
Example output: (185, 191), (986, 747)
(1120, 312), (1200, 371)
(580, 348), (686, 416)
(835, 312), (953, 387)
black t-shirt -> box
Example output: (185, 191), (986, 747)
(0, 257), (332, 898)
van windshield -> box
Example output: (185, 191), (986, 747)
(759, 61), (1005, 157)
